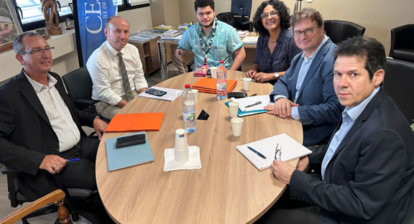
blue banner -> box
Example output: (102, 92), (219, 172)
(76, 0), (117, 66)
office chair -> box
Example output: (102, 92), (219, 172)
(217, 0), (252, 31)
(0, 189), (70, 224)
(324, 20), (365, 44)
(1, 166), (98, 223)
(389, 24), (414, 62)
(384, 58), (414, 123)
(62, 67), (97, 112)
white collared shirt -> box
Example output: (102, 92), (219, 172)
(25, 73), (81, 152)
(86, 41), (148, 105)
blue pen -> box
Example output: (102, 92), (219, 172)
(247, 146), (267, 159)
(67, 158), (80, 162)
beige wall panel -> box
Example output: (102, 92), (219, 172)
(163, 0), (181, 26)
(120, 6), (153, 33)
(150, 0), (165, 27)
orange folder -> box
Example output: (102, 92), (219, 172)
(105, 113), (164, 132)
(192, 78), (237, 94)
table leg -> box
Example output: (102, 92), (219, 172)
(158, 39), (168, 80)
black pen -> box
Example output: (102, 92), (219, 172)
(247, 146), (267, 159)
(245, 101), (261, 108)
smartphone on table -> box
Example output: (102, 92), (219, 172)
(145, 88), (167, 97)
(116, 133), (146, 148)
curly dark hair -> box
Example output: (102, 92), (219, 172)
(252, 0), (291, 36)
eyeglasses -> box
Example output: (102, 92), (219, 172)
(293, 27), (317, 37)
(261, 11), (278, 19)
(20, 47), (55, 55)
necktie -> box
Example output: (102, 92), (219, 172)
(117, 52), (134, 102)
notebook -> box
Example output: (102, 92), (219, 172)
(105, 113), (164, 132)
(105, 132), (154, 171)
(236, 133), (312, 170)
(224, 101), (266, 117)
(232, 95), (271, 112)
(138, 87), (183, 102)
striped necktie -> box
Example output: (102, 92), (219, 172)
(117, 52), (134, 102)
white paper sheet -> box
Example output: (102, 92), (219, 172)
(236, 133), (312, 170)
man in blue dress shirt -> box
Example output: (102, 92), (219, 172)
(265, 8), (343, 147)
(174, 0), (246, 73)
(269, 37), (414, 223)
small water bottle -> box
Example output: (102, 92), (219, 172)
(216, 60), (227, 100)
(182, 84), (196, 133)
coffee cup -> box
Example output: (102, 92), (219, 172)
(174, 129), (189, 163)
(231, 117), (244, 137)
(243, 78), (252, 91)
(229, 101), (239, 118)
(210, 67), (218, 78)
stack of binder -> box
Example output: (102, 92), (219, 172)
(192, 78), (237, 94)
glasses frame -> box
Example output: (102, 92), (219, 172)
(20, 47), (55, 55)
(260, 11), (278, 20)
(293, 27), (318, 37)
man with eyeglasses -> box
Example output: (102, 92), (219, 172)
(265, 8), (343, 147)
(0, 32), (110, 221)
(174, 0), (246, 73)
(268, 37), (414, 224)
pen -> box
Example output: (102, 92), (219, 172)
(247, 146), (267, 159)
(245, 101), (261, 108)
(275, 144), (282, 161)
(67, 158), (80, 162)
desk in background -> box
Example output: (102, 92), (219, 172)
(158, 33), (259, 80)
(129, 38), (160, 75)
(96, 71), (303, 223)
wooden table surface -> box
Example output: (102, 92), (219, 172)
(95, 71), (303, 224)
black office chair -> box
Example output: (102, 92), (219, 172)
(1, 166), (98, 223)
(384, 58), (414, 123)
(217, 0), (252, 31)
(62, 67), (97, 112)
(389, 24), (414, 62)
(324, 20), (365, 44)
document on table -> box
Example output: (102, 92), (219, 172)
(232, 95), (271, 112)
(138, 86), (183, 102)
(236, 133), (312, 170)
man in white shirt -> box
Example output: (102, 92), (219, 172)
(87, 16), (148, 120)
(0, 32), (108, 203)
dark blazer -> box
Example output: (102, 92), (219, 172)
(270, 38), (343, 146)
(0, 70), (96, 200)
(289, 89), (414, 224)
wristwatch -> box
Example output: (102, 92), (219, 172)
(274, 72), (280, 78)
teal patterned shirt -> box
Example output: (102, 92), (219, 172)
(178, 20), (243, 69)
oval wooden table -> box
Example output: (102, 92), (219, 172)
(95, 71), (303, 224)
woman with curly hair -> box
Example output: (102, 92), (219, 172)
(246, 1), (300, 83)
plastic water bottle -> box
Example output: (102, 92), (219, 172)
(216, 60), (227, 100)
(182, 84), (196, 133)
